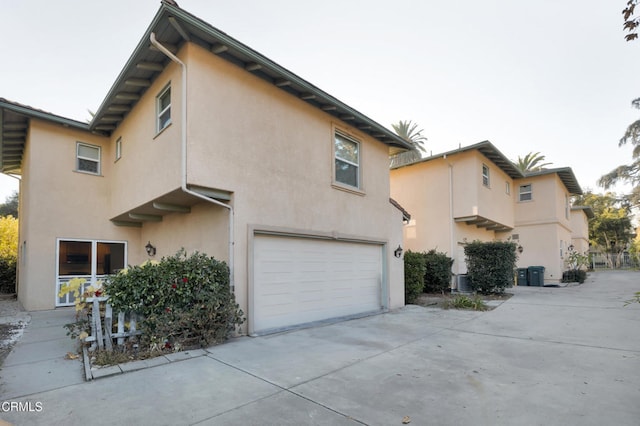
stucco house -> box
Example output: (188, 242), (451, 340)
(390, 141), (585, 286)
(570, 206), (594, 254)
(0, 2), (412, 336)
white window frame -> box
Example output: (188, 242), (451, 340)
(505, 181), (511, 195)
(334, 131), (361, 190)
(519, 184), (532, 202)
(76, 142), (101, 175)
(55, 238), (127, 307)
(115, 137), (122, 161)
(156, 84), (172, 133)
(482, 164), (490, 187)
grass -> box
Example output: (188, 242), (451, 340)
(442, 294), (489, 311)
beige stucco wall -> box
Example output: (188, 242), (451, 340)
(17, 120), (140, 310)
(390, 150), (515, 278)
(570, 209), (590, 254)
(513, 174), (573, 283)
(17, 41), (404, 319)
(180, 43), (403, 322)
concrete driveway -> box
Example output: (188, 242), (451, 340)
(1, 270), (639, 425)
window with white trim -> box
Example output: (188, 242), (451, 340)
(115, 137), (122, 161)
(156, 84), (171, 132)
(482, 164), (490, 187)
(505, 181), (511, 195)
(519, 184), (532, 201)
(76, 142), (101, 174)
(334, 132), (360, 188)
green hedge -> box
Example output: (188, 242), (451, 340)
(106, 249), (244, 350)
(464, 241), (517, 294)
(0, 257), (16, 293)
(423, 249), (453, 293)
(404, 250), (426, 303)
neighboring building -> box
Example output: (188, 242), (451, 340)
(390, 141), (584, 285)
(569, 206), (594, 254)
(0, 2), (411, 336)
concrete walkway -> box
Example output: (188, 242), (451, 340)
(1, 270), (639, 425)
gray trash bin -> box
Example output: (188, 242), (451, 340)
(517, 268), (528, 286)
(528, 266), (545, 286)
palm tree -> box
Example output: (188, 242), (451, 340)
(514, 152), (552, 173)
(390, 120), (427, 167)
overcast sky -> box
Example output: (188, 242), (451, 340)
(1, 0), (639, 202)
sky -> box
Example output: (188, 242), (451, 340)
(1, 0), (639, 203)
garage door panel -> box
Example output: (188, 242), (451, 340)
(253, 235), (383, 334)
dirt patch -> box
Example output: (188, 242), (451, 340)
(413, 291), (513, 310)
(0, 293), (29, 366)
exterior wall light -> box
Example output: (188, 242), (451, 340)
(517, 245), (524, 254)
(394, 245), (403, 258)
(145, 241), (157, 257)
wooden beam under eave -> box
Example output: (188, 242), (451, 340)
(168, 16), (191, 41)
(245, 62), (262, 71)
(152, 202), (191, 213)
(275, 78), (291, 87)
(94, 125), (116, 131)
(111, 220), (143, 228)
(340, 115), (355, 121)
(300, 93), (316, 100)
(149, 42), (178, 54)
(2, 123), (27, 131)
(128, 213), (162, 222)
(2, 132), (26, 138)
(124, 78), (151, 87)
(115, 93), (141, 101)
(136, 62), (164, 71)
(211, 43), (228, 54)
(100, 115), (122, 123)
(321, 105), (337, 111)
(108, 105), (131, 113)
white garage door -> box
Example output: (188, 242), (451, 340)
(252, 235), (383, 335)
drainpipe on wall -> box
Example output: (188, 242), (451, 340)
(149, 33), (235, 291)
(444, 155), (456, 288)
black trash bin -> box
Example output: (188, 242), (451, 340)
(528, 266), (545, 286)
(517, 268), (528, 286)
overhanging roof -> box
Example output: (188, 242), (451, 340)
(91, 2), (411, 153)
(455, 215), (513, 233)
(0, 98), (89, 174)
(524, 167), (583, 195)
(392, 140), (523, 179)
(1, 1), (412, 174)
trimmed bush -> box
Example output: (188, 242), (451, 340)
(0, 257), (16, 293)
(423, 249), (453, 293)
(464, 241), (517, 294)
(106, 249), (244, 350)
(404, 250), (426, 304)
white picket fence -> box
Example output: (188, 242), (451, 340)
(84, 296), (141, 351)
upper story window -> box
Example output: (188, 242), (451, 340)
(505, 181), (511, 195)
(115, 137), (122, 161)
(76, 142), (101, 175)
(482, 164), (490, 187)
(565, 194), (570, 219)
(334, 132), (360, 189)
(519, 184), (532, 201)
(156, 84), (171, 133)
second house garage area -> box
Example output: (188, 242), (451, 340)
(251, 234), (385, 335)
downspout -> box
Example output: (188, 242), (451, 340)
(444, 155), (456, 288)
(150, 33), (235, 291)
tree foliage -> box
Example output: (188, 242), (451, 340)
(390, 120), (427, 167)
(623, 0), (639, 42)
(0, 191), (18, 218)
(513, 152), (552, 173)
(0, 216), (18, 292)
(573, 191), (634, 267)
(599, 98), (640, 207)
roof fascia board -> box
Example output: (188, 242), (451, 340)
(0, 99), (88, 130)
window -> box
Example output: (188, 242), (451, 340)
(505, 181), (511, 195)
(482, 164), (490, 187)
(519, 184), (532, 201)
(115, 137), (122, 161)
(56, 239), (127, 306)
(157, 84), (171, 132)
(76, 142), (101, 174)
(334, 132), (360, 188)
(565, 194), (569, 219)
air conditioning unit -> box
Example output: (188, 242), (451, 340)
(456, 274), (472, 293)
